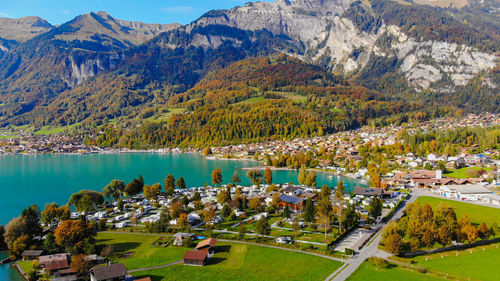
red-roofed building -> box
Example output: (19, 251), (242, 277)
(195, 238), (218, 255)
(183, 250), (208, 266)
(39, 253), (71, 272)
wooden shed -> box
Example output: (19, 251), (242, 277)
(195, 238), (218, 255)
(183, 250), (208, 266)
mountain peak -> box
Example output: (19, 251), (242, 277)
(95, 11), (111, 17)
(47, 11), (180, 48)
(0, 16), (53, 42)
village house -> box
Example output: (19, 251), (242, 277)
(195, 238), (218, 255)
(21, 250), (43, 260)
(90, 263), (128, 281)
(39, 253), (71, 274)
(278, 195), (305, 210)
(353, 186), (383, 197)
(183, 250), (208, 266)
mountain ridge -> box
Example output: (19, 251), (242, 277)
(0, 0), (498, 130)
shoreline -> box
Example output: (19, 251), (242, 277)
(241, 166), (366, 181)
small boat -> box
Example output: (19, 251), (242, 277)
(328, 175), (333, 179)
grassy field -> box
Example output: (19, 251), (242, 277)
(444, 167), (492, 179)
(416, 196), (500, 227)
(266, 91), (307, 103)
(17, 260), (34, 275)
(96, 232), (188, 270)
(132, 241), (342, 281)
(412, 243), (500, 281)
(145, 108), (186, 123)
(346, 261), (444, 281)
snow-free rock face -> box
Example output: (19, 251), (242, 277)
(0, 16), (53, 42)
(188, 0), (498, 91)
(67, 52), (123, 87)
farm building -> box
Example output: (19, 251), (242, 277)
(195, 238), (218, 255)
(90, 263), (128, 281)
(183, 250), (208, 266)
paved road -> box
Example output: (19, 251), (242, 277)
(210, 229), (327, 246)
(128, 260), (182, 273)
(326, 190), (421, 281)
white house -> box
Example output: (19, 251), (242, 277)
(481, 194), (500, 206)
(439, 184), (492, 201)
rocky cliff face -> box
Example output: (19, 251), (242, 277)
(188, 0), (498, 91)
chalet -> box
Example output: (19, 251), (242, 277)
(173, 232), (196, 246)
(353, 186), (383, 197)
(278, 195), (305, 210)
(90, 263), (128, 281)
(39, 253), (71, 272)
(21, 250), (43, 260)
(302, 191), (318, 201)
(183, 250), (208, 266)
(195, 238), (218, 255)
(281, 186), (304, 196)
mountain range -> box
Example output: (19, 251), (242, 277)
(0, 0), (498, 143)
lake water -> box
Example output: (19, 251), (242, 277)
(0, 152), (365, 280)
(0, 251), (24, 281)
(0, 153), (365, 224)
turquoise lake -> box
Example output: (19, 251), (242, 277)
(0, 153), (365, 224)
(0, 153), (365, 280)
(0, 251), (24, 281)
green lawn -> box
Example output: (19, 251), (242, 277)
(132, 241), (342, 281)
(444, 167), (492, 179)
(413, 243), (500, 281)
(416, 196), (500, 227)
(96, 232), (189, 270)
(33, 126), (68, 135)
(17, 260), (34, 274)
(266, 91), (307, 103)
(347, 261), (445, 281)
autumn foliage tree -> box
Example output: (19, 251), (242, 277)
(264, 167), (272, 184)
(211, 167), (223, 186)
(54, 220), (96, 253)
(144, 184), (161, 201)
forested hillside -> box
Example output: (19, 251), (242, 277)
(0, 0), (498, 144)
(86, 55), (420, 148)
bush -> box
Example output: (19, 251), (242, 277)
(344, 248), (354, 255)
(100, 245), (114, 257)
(368, 257), (390, 269)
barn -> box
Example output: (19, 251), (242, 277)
(183, 250), (208, 266)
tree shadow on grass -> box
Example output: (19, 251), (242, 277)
(216, 245), (231, 253)
(206, 257), (226, 265)
(95, 239), (111, 243)
(110, 242), (141, 252)
(133, 274), (164, 281)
